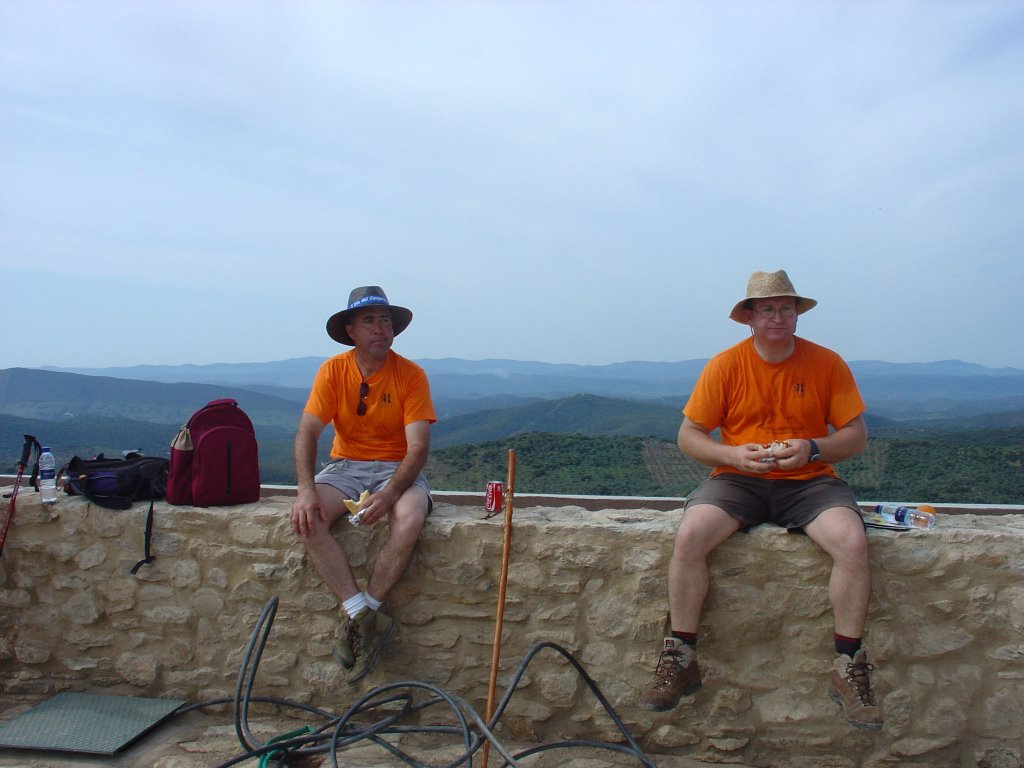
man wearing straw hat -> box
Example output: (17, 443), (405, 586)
(640, 270), (882, 731)
(290, 286), (436, 684)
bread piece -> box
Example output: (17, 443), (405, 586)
(344, 490), (370, 515)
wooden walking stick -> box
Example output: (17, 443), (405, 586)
(481, 448), (516, 768)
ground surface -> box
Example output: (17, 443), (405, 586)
(0, 698), (729, 768)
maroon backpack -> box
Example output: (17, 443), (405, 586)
(166, 398), (261, 506)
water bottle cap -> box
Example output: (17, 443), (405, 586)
(42, 447), (51, 452)
(917, 504), (935, 513)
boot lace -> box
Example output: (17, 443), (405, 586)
(844, 658), (877, 706)
(651, 649), (684, 690)
(346, 619), (364, 660)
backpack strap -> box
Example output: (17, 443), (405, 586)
(130, 499), (156, 575)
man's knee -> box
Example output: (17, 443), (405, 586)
(395, 497), (429, 527)
(395, 482), (430, 513)
(810, 507), (869, 562)
(389, 489), (429, 536)
(299, 492), (346, 541)
(674, 504), (737, 558)
(838, 529), (870, 564)
(299, 515), (337, 543)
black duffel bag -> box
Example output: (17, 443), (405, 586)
(61, 453), (169, 509)
(60, 453), (170, 574)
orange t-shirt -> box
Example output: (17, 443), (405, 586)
(303, 350), (436, 462)
(683, 336), (865, 481)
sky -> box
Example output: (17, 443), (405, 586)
(2, 0), (1023, 371)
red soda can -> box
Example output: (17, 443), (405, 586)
(485, 480), (503, 513)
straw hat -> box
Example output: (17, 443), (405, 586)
(729, 270), (817, 323)
(326, 286), (413, 345)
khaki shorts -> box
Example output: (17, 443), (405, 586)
(315, 458), (432, 514)
(684, 473), (861, 532)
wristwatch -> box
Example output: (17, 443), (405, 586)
(808, 439), (821, 462)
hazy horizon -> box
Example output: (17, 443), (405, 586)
(25, 354), (1024, 375)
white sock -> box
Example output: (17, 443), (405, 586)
(343, 593), (368, 618)
(364, 591), (382, 612)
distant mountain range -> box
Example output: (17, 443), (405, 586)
(34, 356), (1024, 421)
(1, 367), (300, 429)
(3, 361), (1023, 488)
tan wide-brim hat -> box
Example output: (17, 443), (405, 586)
(729, 270), (817, 323)
(326, 286), (413, 345)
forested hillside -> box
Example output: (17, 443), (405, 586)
(426, 433), (704, 497)
(3, 366), (1022, 503)
(3, 415), (1020, 503)
(425, 428), (1023, 503)
(432, 393), (681, 448)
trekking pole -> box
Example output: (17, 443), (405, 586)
(481, 448), (516, 768)
(1, 435), (37, 558)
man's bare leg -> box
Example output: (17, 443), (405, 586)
(298, 484), (360, 602)
(804, 506), (883, 730)
(667, 504), (742, 632)
(803, 506), (871, 637)
(641, 504), (740, 711)
(367, 485), (429, 600)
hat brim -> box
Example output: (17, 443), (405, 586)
(729, 296), (817, 324)
(326, 306), (413, 345)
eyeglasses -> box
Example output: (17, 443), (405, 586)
(356, 381), (369, 416)
(754, 305), (797, 319)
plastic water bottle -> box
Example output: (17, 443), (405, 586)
(39, 447), (58, 504)
(874, 503), (936, 530)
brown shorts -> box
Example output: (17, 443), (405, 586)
(684, 473), (862, 532)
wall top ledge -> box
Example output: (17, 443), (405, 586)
(259, 485), (1024, 516)
(215, 496), (1024, 538)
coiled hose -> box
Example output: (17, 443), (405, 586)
(174, 596), (656, 767)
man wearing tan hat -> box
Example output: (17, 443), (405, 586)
(290, 286), (436, 684)
(640, 270), (882, 730)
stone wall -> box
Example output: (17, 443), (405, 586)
(1, 494), (1022, 768)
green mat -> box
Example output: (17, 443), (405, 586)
(0, 692), (185, 755)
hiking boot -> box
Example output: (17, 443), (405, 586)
(639, 637), (702, 711)
(829, 648), (884, 730)
(335, 609), (397, 684)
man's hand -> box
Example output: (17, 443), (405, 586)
(731, 444), (780, 473)
(290, 487), (324, 538)
(352, 487), (398, 526)
(752, 439), (817, 471)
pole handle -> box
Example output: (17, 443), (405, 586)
(18, 434), (36, 470)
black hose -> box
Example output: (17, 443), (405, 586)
(175, 596), (657, 768)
